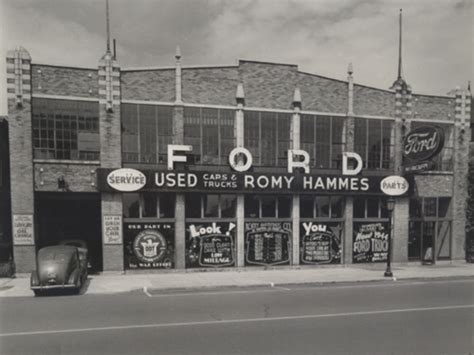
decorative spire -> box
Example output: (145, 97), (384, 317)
(175, 45), (181, 60)
(292, 87), (301, 109)
(105, 0), (111, 53)
(468, 81), (471, 92)
(175, 45), (182, 104)
(390, 9), (407, 90)
(347, 62), (353, 76)
(397, 9), (403, 80)
(236, 83), (245, 105)
(347, 62), (354, 116)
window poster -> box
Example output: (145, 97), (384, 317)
(103, 215), (122, 244)
(245, 222), (291, 266)
(13, 214), (34, 245)
(124, 222), (174, 269)
(353, 222), (389, 263)
(186, 222), (236, 268)
(300, 222), (342, 264)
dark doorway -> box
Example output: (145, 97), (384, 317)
(35, 193), (102, 272)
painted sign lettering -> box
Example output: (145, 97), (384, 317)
(300, 223), (342, 264)
(380, 176), (409, 196)
(403, 126), (445, 162)
(107, 168), (146, 192)
(103, 215), (122, 244)
(13, 214), (34, 245)
(186, 222), (236, 268)
(245, 222), (291, 266)
(353, 222), (389, 263)
(124, 223), (174, 269)
(97, 169), (394, 195)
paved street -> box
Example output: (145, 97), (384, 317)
(0, 278), (472, 355)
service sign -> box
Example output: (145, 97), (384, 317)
(107, 168), (146, 192)
(353, 222), (389, 263)
(403, 125), (445, 162)
(124, 222), (174, 269)
(186, 222), (236, 268)
(380, 175), (409, 196)
(245, 222), (291, 266)
(300, 222), (342, 264)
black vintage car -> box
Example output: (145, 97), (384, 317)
(30, 245), (88, 296)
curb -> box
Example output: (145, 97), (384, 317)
(100, 274), (474, 296)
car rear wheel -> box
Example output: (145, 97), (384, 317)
(73, 278), (82, 295)
(33, 290), (42, 297)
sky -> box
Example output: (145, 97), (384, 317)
(0, 0), (472, 115)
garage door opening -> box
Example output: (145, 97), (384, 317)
(35, 193), (102, 272)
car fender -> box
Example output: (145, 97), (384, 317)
(30, 271), (40, 287)
(67, 268), (81, 286)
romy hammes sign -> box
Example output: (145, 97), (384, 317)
(97, 145), (410, 195)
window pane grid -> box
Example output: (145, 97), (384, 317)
(186, 194), (236, 219)
(122, 104), (174, 164)
(32, 98), (99, 161)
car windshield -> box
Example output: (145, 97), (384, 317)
(38, 247), (75, 262)
(64, 242), (82, 248)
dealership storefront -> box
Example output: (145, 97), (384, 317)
(96, 155), (410, 270)
(6, 46), (471, 273)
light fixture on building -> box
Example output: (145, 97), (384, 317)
(386, 198), (395, 212)
(90, 170), (96, 186)
(57, 176), (67, 191)
(384, 197), (395, 278)
(39, 168), (44, 185)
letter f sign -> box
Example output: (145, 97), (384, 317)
(168, 145), (193, 170)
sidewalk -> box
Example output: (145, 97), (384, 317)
(0, 261), (472, 298)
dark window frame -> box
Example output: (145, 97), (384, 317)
(183, 107), (236, 166)
(122, 193), (176, 220)
(300, 114), (345, 169)
(353, 197), (390, 221)
(32, 98), (100, 161)
(244, 195), (292, 219)
(299, 195), (345, 221)
(354, 118), (394, 170)
(185, 193), (237, 220)
(244, 111), (291, 167)
(408, 197), (452, 261)
(122, 104), (173, 164)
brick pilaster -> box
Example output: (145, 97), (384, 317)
(392, 80), (410, 262)
(343, 64), (354, 264)
(6, 47), (36, 273)
(235, 83), (245, 267)
(98, 51), (123, 271)
(173, 47), (186, 269)
(451, 88), (470, 260)
(291, 88), (301, 265)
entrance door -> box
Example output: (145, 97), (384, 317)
(409, 221), (435, 262)
(421, 222), (435, 263)
(408, 221), (422, 260)
(409, 221), (446, 263)
(35, 193), (102, 271)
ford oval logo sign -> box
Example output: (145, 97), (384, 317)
(403, 125), (444, 162)
(107, 168), (146, 192)
(380, 175), (409, 196)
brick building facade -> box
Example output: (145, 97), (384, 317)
(5, 45), (472, 273)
